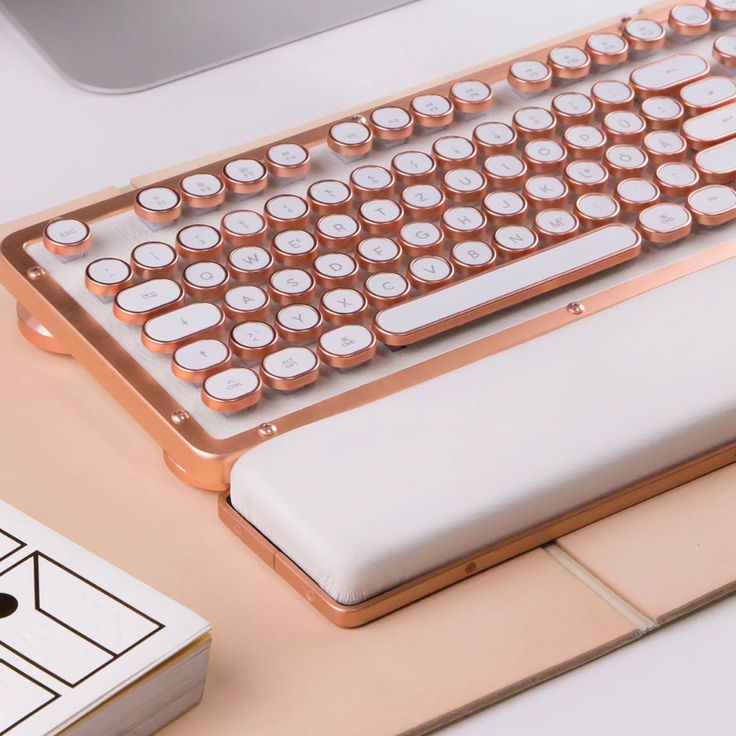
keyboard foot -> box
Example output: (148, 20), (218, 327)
(16, 303), (69, 355)
(163, 451), (228, 492)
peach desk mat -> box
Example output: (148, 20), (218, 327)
(1, 200), (736, 736)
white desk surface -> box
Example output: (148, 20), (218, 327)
(1, 1), (732, 733)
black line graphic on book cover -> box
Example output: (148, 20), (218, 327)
(0, 659), (59, 735)
(0, 552), (165, 688)
(0, 530), (25, 564)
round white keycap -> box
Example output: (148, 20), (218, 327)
(553, 93), (594, 117)
(657, 163), (698, 187)
(606, 145), (647, 169)
(267, 143), (308, 166)
(564, 125), (606, 150)
(525, 139), (566, 163)
(223, 159), (266, 183)
(265, 195), (309, 220)
(371, 106), (412, 129)
(433, 136), (475, 160)
(400, 222), (442, 247)
(688, 184), (736, 214)
(357, 237), (401, 264)
(451, 80), (492, 103)
(566, 160), (607, 185)
(229, 246), (272, 273)
(715, 35), (736, 56)
(605, 111), (645, 135)
(317, 214), (359, 238)
(592, 80), (632, 104)
(269, 269), (313, 294)
(535, 209), (578, 234)
(625, 18), (663, 40)
(639, 203), (691, 232)
(321, 288), (366, 315)
(474, 122), (515, 147)
(587, 33), (626, 53)
(262, 347), (318, 378)
(224, 285), (268, 312)
(86, 258), (130, 285)
(451, 241), (495, 267)
(231, 322), (276, 350)
(351, 165), (393, 191)
(360, 199), (402, 224)
(444, 168), (485, 193)
(180, 173), (223, 197)
(116, 279), (182, 314)
(510, 60), (549, 81)
(495, 225), (537, 251)
(132, 242), (176, 269)
(484, 154), (525, 178)
(402, 185), (443, 208)
(514, 107), (555, 131)
(137, 187), (180, 212)
(365, 272), (409, 298)
(178, 225), (221, 252)
(549, 46), (589, 69)
(204, 367), (260, 401)
(525, 176), (567, 200)
(577, 193), (619, 218)
(393, 151), (435, 176)
(645, 131), (686, 156)
(483, 191), (526, 216)
(314, 252), (357, 278)
(277, 304), (321, 330)
(330, 121), (371, 145)
(616, 178), (660, 204)
(308, 180), (351, 205)
(221, 210), (265, 236)
(45, 218), (88, 245)
(319, 325), (374, 357)
(174, 339), (229, 372)
(442, 206), (485, 232)
(671, 4), (710, 24)
(409, 256), (452, 282)
(642, 98), (682, 123)
(411, 94), (452, 116)
(273, 230), (316, 256)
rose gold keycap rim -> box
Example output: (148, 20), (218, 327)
(668, 5), (712, 36)
(264, 143), (311, 178)
(84, 258), (133, 298)
(172, 342), (233, 383)
(179, 174), (226, 209)
(133, 188), (182, 224)
(201, 369), (262, 413)
(220, 210), (268, 246)
(130, 242), (179, 279)
(547, 46), (591, 79)
(42, 218), (92, 257)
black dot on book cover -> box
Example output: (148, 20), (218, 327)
(0, 593), (18, 618)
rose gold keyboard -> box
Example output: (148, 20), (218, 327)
(3, 0), (736, 490)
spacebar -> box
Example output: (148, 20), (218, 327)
(373, 224), (642, 346)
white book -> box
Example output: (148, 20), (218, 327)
(0, 501), (211, 736)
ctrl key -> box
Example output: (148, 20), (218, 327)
(202, 367), (262, 413)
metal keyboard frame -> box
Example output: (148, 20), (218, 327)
(4, 0), (736, 625)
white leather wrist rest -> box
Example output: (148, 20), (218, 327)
(231, 258), (736, 606)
